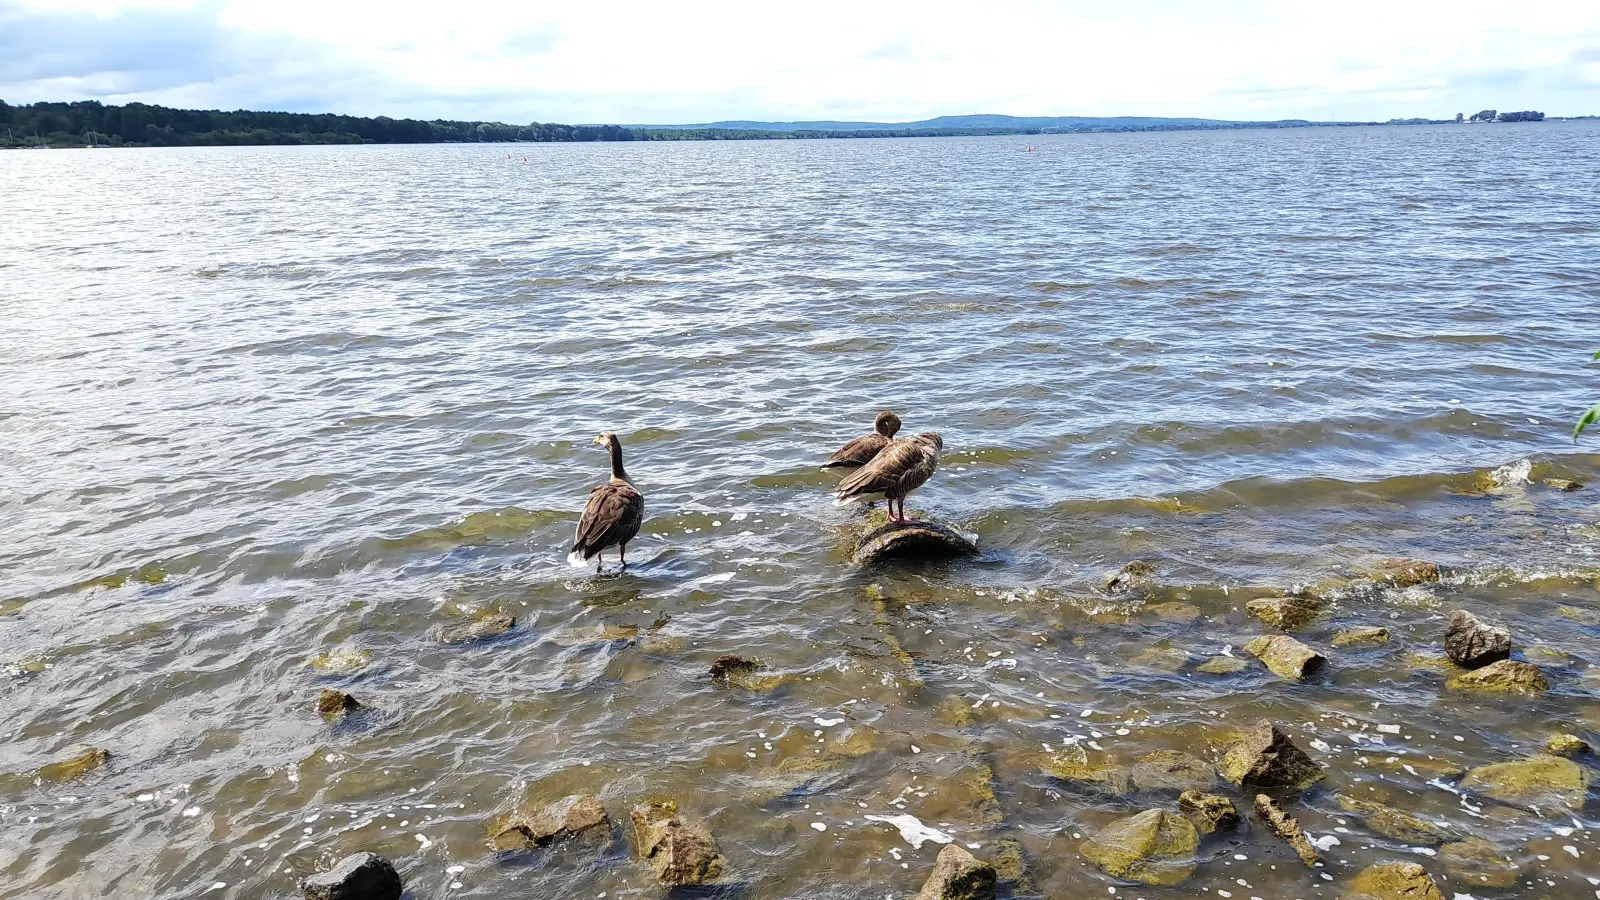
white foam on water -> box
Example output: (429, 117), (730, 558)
(863, 813), (953, 849)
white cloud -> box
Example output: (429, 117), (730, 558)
(3, 0), (1598, 122)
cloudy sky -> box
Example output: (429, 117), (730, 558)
(3, 0), (1598, 124)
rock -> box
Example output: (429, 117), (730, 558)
(1364, 558), (1442, 588)
(317, 688), (361, 720)
(709, 654), (764, 681)
(630, 800), (726, 886)
(1443, 610), (1510, 669)
(1437, 837), (1519, 889)
(1543, 477), (1583, 491)
(912, 843), (997, 900)
(36, 747), (109, 782)
(1459, 754), (1589, 810)
(1253, 794), (1320, 867)
(990, 839), (1031, 890)
(1245, 596), (1322, 631)
(1332, 626), (1391, 648)
(1335, 795), (1454, 844)
(438, 613), (514, 645)
(1129, 750), (1216, 793)
(308, 647), (371, 673)
(1544, 733), (1590, 757)
(1143, 602), (1203, 624)
(1196, 655), (1250, 675)
(1178, 790), (1239, 834)
(1242, 634), (1327, 681)
(489, 793), (610, 851)
(1445, 659), (1547, 694)
(1040, 750), (1130, 794)
(300, 852), (402, 900)
(1131, 646), (1190, 672)
(1105, 561), (1157, 594)
(1219, 720), (1325, 794)
(1344, 862), (1445, 900)
(1079, 808), (1198, 886)
(853, 521), (978, 565)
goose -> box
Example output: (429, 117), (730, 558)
(568, 431), (645, 570)
(822, 410), (902, 470)
(834, 432), (943, 523)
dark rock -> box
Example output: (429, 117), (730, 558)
(1332, 626), (1390, 648)
(1445, 659), (1546, 694)
(709, 654), (764, 681)
(301, 852), (402, 900)
(1079, 808), (1198, 886)
(853, 521), (979, 565)
(438, 613), (514, 645)
(1344, 862), (1445, 900)
(630, 800), (726, 886)
(489, 793), (610, 851)
(913, 843), (997, 900)
(1242, 634), (1326, 681)
(1438, 837), (1520, 888)
(1335, 794), (1454, 844)
(36, 747), (109, 783)
(317, 688), (361, 720)
(1245, 596), (1322, 631)
(1105, 561), (1157, 594)
(1364, 558), (1441, 587)
(1178, 790), (1239, 834)
(1219, 720), (1325, 794)
(1460, 754), (1589, 809)
(1443, 609), (1510, 669)
(1253, 794), (1320, 867)
(1129, 750), (1216, 793)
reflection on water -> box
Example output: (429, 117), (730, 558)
(2, 124), (1599, 899)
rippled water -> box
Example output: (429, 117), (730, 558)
(3, 124), (1600, 900)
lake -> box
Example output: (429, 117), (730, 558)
(2, 123), (1599, 899)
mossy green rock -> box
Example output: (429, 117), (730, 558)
(1332, 626), (1390, 648)
(1245, 596), (1322, 631)
(1041, 750), (1130, 794)
(1544, 733), (1590, 757)
(912, 844), (996, 900)
(37, 747), (109, 782)
(1197, 655), (1250, 675)
(1344, 862), (1445, 900)
(1219, 720), (1325, 794)
(1335, 794), (1454, 844)
(1437, 837), (1519, 889)
(1079, 808), (1198, 886)
(1459, 754), (1589, 809)
(1444, 659), (1547, 694)
(990, 839), (1030, 890)
(1243, 634), (1327, 681)
(1363, 558), (1442, 587)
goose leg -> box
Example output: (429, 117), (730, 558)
(620, 544), (628, 570)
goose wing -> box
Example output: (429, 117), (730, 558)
(823, 433), (890, 469)
(571, 480), (644, 558)
(836, 438), (934, 502)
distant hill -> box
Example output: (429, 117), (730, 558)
(636, 113), (1316, 132)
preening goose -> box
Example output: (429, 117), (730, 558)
(822, 410), (901, 470)
(834, 432), (943, 523)
(568, 431), (645, 570)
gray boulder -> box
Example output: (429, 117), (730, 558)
(1443, 610), (1510, 669)
(853, 521), (978, 565)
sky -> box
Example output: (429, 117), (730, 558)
(3, 0), (1599, 124)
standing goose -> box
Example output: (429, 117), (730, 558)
(568, 431), (645, 570)
(822, 410), (902, 470)
(834, 432), (943, 523)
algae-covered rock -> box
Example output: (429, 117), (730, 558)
(36, 747), (109, 783)
(300, 851), (402, 900)
(438, 613), (515, 645)
(1253, 794), (1320, 867)
(1130, 750), (1216, 794)
(1344, 862), (1445, 900)
(1335, 794), (1454, 844)
(913, 843), (997, 900)
(1437, 837), (1520, 889)
(490, 793), (610, 851)
(1543, 478), (1583, 491)
(1178, 790), (1239, 834)
(1459, 754), (1589, 810)
(1143, 602), (1203, 624)
(1333, 626), (1390, 648)
(708, 654), (785, 692)
(1242, 634), (1326, 681)
(853, 521), (978, 565)
(990, 839), (1031, 891)
(1041, 749), (1130, 794)
(317, 688), (361, 720)
(1079, 808), (1198, 886)
(1219, 720), (1325, 794)
(1105, 561), (1157, 595)
(308, 647), (372, 673)
(1544, 733), (1591, 757)
(1131, 646), (1190, 673)
(1364, 558), (1442, 588)
(630, 800), (726, 885)
(1445, 659), (1547, 694)
(1444, 610), (1510, 669)
(1196, 655), (1250, 675)
(1246, 596), (1322, 631)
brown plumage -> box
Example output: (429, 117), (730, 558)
(822, 410), (902, 470)
(569, 431), (645, 570)
(834, 432), (943, 523)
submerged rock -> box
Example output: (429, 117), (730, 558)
(1364, 558), (1442, 588)
(709, 654), (764, 681)
(489, 793), (610, 851)
(1437, 837), (1520, 888)
(1219, 720), (1325, 794)
(1196, 655), (1250, 675)
(1129, 750), (1216, 794)
(438, 613), (515, 645)
(36, 747), (109, 783)
(1242, 634), (1327, 681)
(1040, 750), (1130, 795)
(317, 688), (361, 721)
(1443, 610), (1511, 669)
(301, 852), (402, 900)
(630, 800), (726, 886)
(1445, 659), (1547, 694)
(852, 521), (978, 565)
(1332, 626), (1390, 648)
(1131, 646), (1191, 673)
(1543, 477), (1583, 491)
(1544, 733), (1591, 757)
(1142, 602), (1203, 624)
(913, 844), (997, 900)
(1079, 808), (1198, 886)
(1245, 596), (1322, 631)
(1178, 790), (1239, 834)
(1335, 794), (1454, 844)
(308, 647), (372, 673)
(1253, 794), (1320, 867)
(990, 839), (1031, 892)
(1344, 862), (1445, 900)
(1105, 560), (1157, 594)
(1459, 754), (1589, 809)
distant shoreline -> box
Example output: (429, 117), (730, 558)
(3, 99), (1585, 149)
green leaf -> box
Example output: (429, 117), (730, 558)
(1593, 349), (1600, 360)
(1577, 404), (1600, 442)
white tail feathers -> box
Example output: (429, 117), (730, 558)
(567, 550), (591, 568)
(834, 492), (882, 507)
